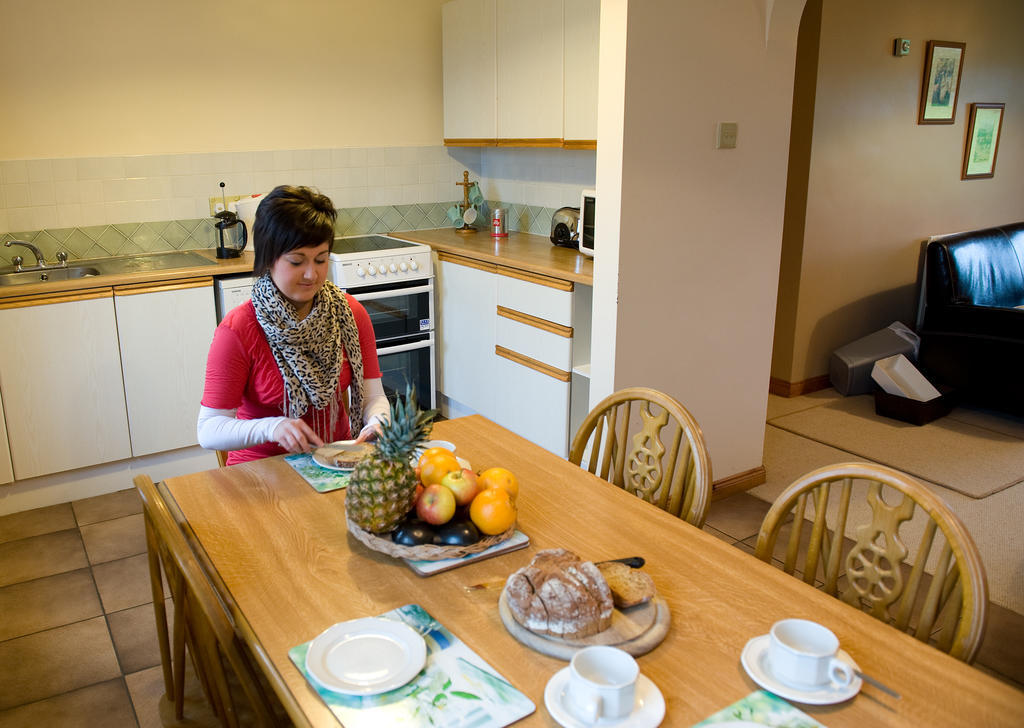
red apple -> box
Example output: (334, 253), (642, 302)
(439, 468), (482, 507)
(416, 484), (457, 525)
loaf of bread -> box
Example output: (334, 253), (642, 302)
(596, 561), (656, 608)
(504, 549), (613, 639)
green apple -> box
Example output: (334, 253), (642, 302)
(440, 468), (481, 507)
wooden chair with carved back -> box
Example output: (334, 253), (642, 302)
(754, 462), (988, 663)
(569, 386), (712, 528)
(135, 474), (284, 727)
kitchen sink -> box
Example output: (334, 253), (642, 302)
(0, 266), (101, 286)
(0, 251), (218, 287)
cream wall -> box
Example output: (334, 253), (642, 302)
(0, 0), (448, 158)
(772, 0), (1024, 385)
(593, 0), (805, 480)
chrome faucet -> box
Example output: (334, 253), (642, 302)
(5, 240), (47, 269)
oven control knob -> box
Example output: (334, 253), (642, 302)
(409, 260), (419, 271)
(378, 265), (387, 275)
(356, 266), (365, 278)
(389, 263), (398, 273)
(367, 266), (377, 276)
(399, 262), (408, 272)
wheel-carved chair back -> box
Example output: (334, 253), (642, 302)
(135, 474), (282, 727)
(754, 462), (988, 663)
(569, 387), (712, 527)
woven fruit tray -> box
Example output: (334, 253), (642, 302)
(346, 516), (517, 561)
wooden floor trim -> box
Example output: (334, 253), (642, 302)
(769, 375), (832, 398)
(711, 466), (767, 500)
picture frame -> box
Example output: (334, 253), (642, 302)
(918, 41), (966, 124)
(962, 103), (1004, 179)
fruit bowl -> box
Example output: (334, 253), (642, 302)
(346, 516), (516, 561)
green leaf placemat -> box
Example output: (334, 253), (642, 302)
(693, 690), (827, 727)
(285, 453), (350, 493)
(289, 603), (535, 728)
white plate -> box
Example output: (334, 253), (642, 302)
(312, 441), (366, 471)
(544, 667), (665, 728)
(305, 617), (426, 695)
(740, 634), (862, 705)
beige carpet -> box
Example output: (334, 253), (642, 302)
(768, 395), (1024, 499)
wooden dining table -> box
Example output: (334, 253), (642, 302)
(160, 414), (1024, 727)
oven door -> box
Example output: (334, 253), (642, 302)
(375, 332), (436, 408)
(349, 280), (433, 341)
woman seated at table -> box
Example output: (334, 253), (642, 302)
(197, 185), (388, 465)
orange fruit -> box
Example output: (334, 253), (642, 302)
(469, 488), (517, 535)
(418, 447), (454, 468)
(418, 450), (461, 487)
(477, 467), (519, 502)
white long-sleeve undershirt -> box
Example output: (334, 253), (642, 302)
(197, 377), (391, 451)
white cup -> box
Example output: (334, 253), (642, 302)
(565, 646), (638, 723)
(768, 619), (854, 690)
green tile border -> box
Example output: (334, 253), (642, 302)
(1, 201), (559, 267)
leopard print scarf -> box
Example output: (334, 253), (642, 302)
(251, 273), (364, 440)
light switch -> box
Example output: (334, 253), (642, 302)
(717, 122), (738, 149)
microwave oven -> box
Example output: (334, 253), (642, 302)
(579, 190), (595, 257)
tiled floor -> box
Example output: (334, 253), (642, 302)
(1, 449), (1022, 724)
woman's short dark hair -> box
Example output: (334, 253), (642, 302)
(252, 185), (337, 275)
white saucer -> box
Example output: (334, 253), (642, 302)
(544, 667), (665, 728)
(740, 634), (862, 705)
(305, 617), (426, 695)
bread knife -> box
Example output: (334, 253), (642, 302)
(464, 556), (645, 591)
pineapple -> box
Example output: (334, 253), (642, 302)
(346, 387), (437, 534)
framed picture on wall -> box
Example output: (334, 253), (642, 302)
(962, 103), (1004, 179)
(918, 41), (966, 124)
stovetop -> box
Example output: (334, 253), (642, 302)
(331, 235), (421, 255)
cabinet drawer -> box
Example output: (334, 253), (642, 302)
(496, 272), (573, 326)
(492, 355), (570, 457)
(495, 311), (572, 370)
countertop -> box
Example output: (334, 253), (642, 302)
(0, 249), (255, 301)
(0, 227), (593, 301)
(389, 228), (593, 285)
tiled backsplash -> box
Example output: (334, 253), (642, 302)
(1, 145), (595, 266)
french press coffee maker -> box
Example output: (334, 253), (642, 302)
(214, 182), (248, 259)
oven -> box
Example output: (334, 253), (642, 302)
(329, 235), (436, 408)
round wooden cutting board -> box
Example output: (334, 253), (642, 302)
(498, 589), (671, 660)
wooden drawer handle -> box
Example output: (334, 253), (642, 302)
(495, 346), (571, 382)
(0, 287), (112, 309)
(497, 306), (572, 338)
(436, 251), (497, 274)
(114, 277), (214, 296)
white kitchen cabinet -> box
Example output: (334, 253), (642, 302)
(0, 290), (131, 479)
(0, 388), (13, 485)
(442, 0), (598, 147)
(435, 254), (498, 417)
(492, 354), (571, 457)
(435, 252), (583, 456)
(114, 279), (216, 457)
(496, 0), (564, 143)
(442, 0), (497, 142)
(563, 0), (600, 144)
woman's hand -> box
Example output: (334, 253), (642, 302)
(354, 422), (382, 443)
(272, 419), (325, 453)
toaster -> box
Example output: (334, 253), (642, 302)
(550, 207), (580, 248)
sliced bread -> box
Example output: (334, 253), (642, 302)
(597, 561), (656, 608)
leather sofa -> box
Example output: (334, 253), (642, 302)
(916, 222), (1024, 414)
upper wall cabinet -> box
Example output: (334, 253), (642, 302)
(443, 0), (497, 144)
(442, 0), (599, 149)
(563, 0), (600, 146)
(496, 0), (564, 145)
